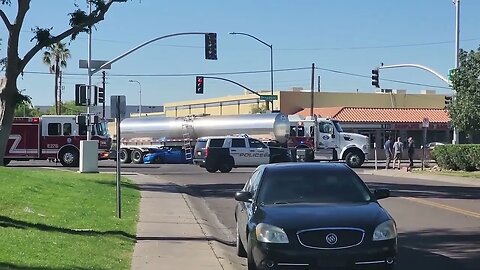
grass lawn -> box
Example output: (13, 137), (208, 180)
(415, 169), (480, 179)
(0, 168), (140, 270)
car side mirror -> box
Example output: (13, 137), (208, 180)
(235, 191), (253, 202)
(374, 188), (390, 200)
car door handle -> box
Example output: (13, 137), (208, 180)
(231, 149), (237, 152)
(250, 150), (255, 152)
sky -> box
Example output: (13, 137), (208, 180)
(1, 0), (480, 107)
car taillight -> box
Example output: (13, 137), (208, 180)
(204, 148), (208, 157)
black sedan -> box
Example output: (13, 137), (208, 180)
(234, 163), (397, 270)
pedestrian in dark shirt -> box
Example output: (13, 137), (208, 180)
(407, 137), (415, 171)
(384, 136), (393, 169)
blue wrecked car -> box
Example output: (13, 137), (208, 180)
(143, 147), (193, 164)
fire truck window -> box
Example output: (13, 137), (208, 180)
(79, 124), (87, 135)
(48, 123), (61, 136)
(63, 123), (72, 136)
(297, 126), (305, 137)
(290, 126), (297, 137)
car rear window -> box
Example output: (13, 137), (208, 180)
(208, 139), (225, 147)
(257, 168), (372, 205)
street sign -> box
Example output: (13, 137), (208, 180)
(259, 95), (278, 101)
(422, 117), (430, 128)
(110, 95), (126, 119)
(79, 60), (111, 69)
(448, 68), (456, 81)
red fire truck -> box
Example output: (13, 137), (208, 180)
(4, 115), (111, 167)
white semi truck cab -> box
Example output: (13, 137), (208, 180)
(288, 115), (369, 167)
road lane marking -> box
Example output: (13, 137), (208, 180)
(403, 197), (480, 219)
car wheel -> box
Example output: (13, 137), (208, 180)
(59, 148), (79, 167)
(236, 222), (247, 258)
(219, 157), (234, 173)
(345, 151), (365, 168)
(119, 149), (131, 163)
(206, 166), (218, 173)
(131, 149), (144, 164)
(247, 237), (258, 270)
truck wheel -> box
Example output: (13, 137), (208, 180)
(119, 149), (131, 163)
(345, 150), (365, 168)
(219, 158), (234, 173)
(59, 148), (79, 167)
(3, 159), (11, 166)
(131, 149), (144, 164)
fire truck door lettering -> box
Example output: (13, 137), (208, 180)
(47, 144), (59, 149)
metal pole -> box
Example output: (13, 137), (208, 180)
(422, 127), (426, 171)
(139, 83), (142, 117)
(102, 71), (106, 119)
(270, 44), (274, 111)
(452, 0), (460, 144)
(86, 2), (92, 140)
(374, 143), (378, 171)
(310, 63), (315, 117)
(115, 96), (122, 219)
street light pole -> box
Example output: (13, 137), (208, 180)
(128, 80), (142, 117)
(229, 32), (274, 111)
(452, 0), (460, 144)
(86, 1), (93, 140)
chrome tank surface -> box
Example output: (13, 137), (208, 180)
(120, 113), (290, 143)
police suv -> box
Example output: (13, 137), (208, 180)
(193, 135), (291, 173)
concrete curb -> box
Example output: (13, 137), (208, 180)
(357, 168), (480, 187)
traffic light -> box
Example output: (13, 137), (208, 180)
(371, 69), (380, 88)
(205, 33), (217, 60)
(445, 95), (453, 108)
(98, 87), (105, 103)
(196, 76), (204, 94)
(75, 84), (87, 106)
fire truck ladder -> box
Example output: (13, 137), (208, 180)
(182, 116), (195, 161)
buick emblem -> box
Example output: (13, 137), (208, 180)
(325, 233), (338, 245)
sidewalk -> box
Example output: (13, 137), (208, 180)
(358, 167), (480, 187)
(127, 173), (231, 270)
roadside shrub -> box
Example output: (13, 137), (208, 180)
(432, 144), (480, 171)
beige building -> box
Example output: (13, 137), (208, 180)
(164, 89), (446, 117)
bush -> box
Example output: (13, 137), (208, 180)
(432, 144), (480, 171)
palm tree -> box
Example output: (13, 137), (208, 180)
(42, 42), (71, 115)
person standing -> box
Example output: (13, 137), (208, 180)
(384, 136), (393, 169)
(392, 137), (404, 170)
(407, 137), (415, 171)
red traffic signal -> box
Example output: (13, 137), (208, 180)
(196, 76), (204, 94)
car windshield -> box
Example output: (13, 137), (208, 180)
(195, 140), (207, 150)
(257, 167), (372, 205)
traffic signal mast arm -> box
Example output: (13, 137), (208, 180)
(197, 76), (262, 96)
(378, 64), (451, 86)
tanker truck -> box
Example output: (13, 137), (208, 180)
(117, 113), (291, 164)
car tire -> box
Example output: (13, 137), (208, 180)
(3, 158), (11, 166)
(59, 147), (79, 167)
(131, 149), (144, 164)
(206, 166), (218, 173)
(236, 223), (247, 258)
(247, 237), (258, 270)
(119, 149), (131, 163)
(345, 150), (365, 168)
(219, 157), (234, 173)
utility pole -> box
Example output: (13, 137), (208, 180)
(310, 63), (315, 117)
(102, 71), (106, 119)
(452, 0), (461, 144)
(58, 71), (62, 115)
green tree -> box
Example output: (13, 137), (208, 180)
(44, 100), (86, 115)
(42, 42), (71, 115)
(250, 104), (268, 114)
(0, 0), (128, 165)
(449, 47), (480, 138)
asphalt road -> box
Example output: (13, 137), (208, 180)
(9, 160), (480, 270)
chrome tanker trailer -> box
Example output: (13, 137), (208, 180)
(118, 113), (290, 164)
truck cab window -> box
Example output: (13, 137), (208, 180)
(297, 126), (305, 136)
(48, 123), (61, 135)
(79, 124), (87, 136)
(232, 138), (246, 148)
(319, 122), (334, 134)
(63, 123), (72, 136)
